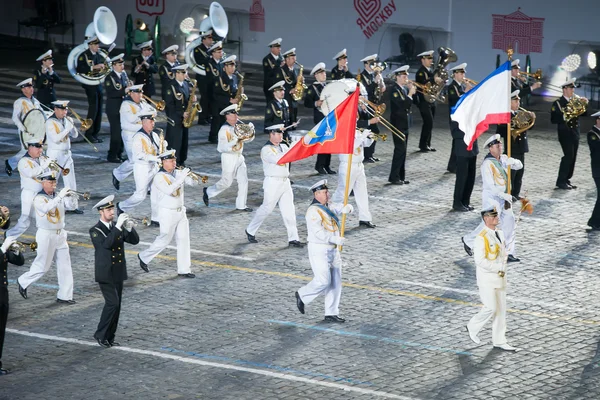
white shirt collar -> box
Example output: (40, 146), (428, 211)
(100, 219), (112, 229)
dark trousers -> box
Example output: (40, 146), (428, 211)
(418, 104), (435, 150)
(166, 120), (189, 164)
(557, 131), (579, 186)
(83, 85), (103, 138)
(453, 156), (476, 208)
(315, 154), (331, 170)
(95, 282), (123, 342)
(510, 153), (525, 198)
(0, 287), (7, 361)
(106, 110), (123, 159)
(389, 129), (408, 182)
(589, 177), (600, 228)
(197, 75), (210, 123)
(447, 138), (457, 172)
(209, 112), (225, 142)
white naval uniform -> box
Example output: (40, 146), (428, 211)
(17, 190), (74, 301)
(331, 130), (374, 222)
(467, 226), (509, 346)
(8, 96), (42, 170)
(206, 123), (253, 209)
(297, 201), (345, 316)
(5, 153), (47, 238)
(246, 141), (299, 241)
(45, 115), (79, 210)
(138, 168), (196, 274)
(463, 154), (523, 255)
(119, 128), (165, 221)
(112, 99), (146, 182)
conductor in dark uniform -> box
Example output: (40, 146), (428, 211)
(359, 54), (383, 163)
(206, 41), (225, 143)
(104, 53), (129, 163)
(388, 65), (415, 185)
(588, 111), (600, 230)
(265, 81), (291, 139)
(131, 40), (158, 98)
(159, 45), (180, 100)
(331, 49), (354, 80)
(75, 36), (105, 143)
(415, 50), (441, 152)
(33, 49), (61, 108)
(263, 38), (283, 104)
(192, 31), (213, 124)
(90, 196), (139, 348)
(211, 55), (238, 144)
(1, 207), (24, 375)
(165, 64), (192, 166)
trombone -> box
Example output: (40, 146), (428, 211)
(143, 94), (166, 111)
(67, 109), (99, 152)
(176, 166), (208, 183)
(142, 98), (175, 126)
(359, 99), (406, 141)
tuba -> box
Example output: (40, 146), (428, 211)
(292, 62), (307, 101)
(234, 71), (248, 111)
(563, 94), (588, 127)
(67, 7), (117, 85)
(424, 47), (458, 103)
(183, 79), (202, 128)
(185, 2), (229, 75)
(511, 107), (536, 137)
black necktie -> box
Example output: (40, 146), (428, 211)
(495, 231), (502, 243)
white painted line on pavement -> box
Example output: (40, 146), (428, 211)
(7, 328), (413, 400)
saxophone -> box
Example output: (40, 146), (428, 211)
(183, 79), (202, 128)
(234, 71), (248, 111)
(292, 61), (307, 101)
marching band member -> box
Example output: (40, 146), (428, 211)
(263, 38), (283, 103)
(117, 111), (165, 226)
(17, 171), (75, 303)
(75, 35), (104, 144)
(551, 79), (588, 190)
(46, 100), (82, 214)
(510, 59), (541, 97)
(466, 207), (519, 352)
(33, 49), (61, 109)
(331, 125), (376, 228)
(4, 140), (50, 239)
(388, 65), (415, 185)
(587, 111), (600, 230)
(304, 62), (336, 175)
(6, 78), (42, 176)
(462, 134), (522, 262)
(203, 105), (253, 212)
(359, 54), (384, 163)
(295, 180), (353, 323)
(277, 48), (299, 126)
(415, 50), (442, 153)
(159, 45), (180, 100)
(165, 64), (193, 166)
(192, 31), (213, 125)
(245, 124), (302, 247)
(90, 195), (139, 348)
(264, 81), (291, 138)
(105, 53), (129, 163)
(138, 150), (197, 277)
(206, 41), (225, 144)
(131, 40), (157, 98)
(446, 63), (473, 173)
(330, 49), (354, 80)
(112, 85), (147, 191)
(211, 55), (239, 147)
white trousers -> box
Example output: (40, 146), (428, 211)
(206, 153), (248, 210)
(298, 243), (342, 316)
(5, 188), (37, 238)
(246, 177), (299, 241)
(8, 147), (27, 170)
(47, 149), (78, 210)
(120, 163), (159, 221)
(467, 285), (507, 346)
(18, 228), (74, 300)
(138, 208), (191, 274)
(112, 131), (135, 182)
(332, 162), (372, 222)
(464, 200), (516, 255)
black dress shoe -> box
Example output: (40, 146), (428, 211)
(87, 137), (102, 144)
(364, 157), (375, 163)
(238, 207), (253, 212)
(507, 254), (521, 263)
(589, 225), (600, 231)
(324, 315), (346, 323)
(96, 338), (111, 348)
(446, 169), (456, 174)
(463, 204), (474, 211)
(295, 291), (305, 314)
(208, 138), (218, 144)
(56, 298), (76, 304)
(324, 167), (337, 174)
(359, 221), (377, 228)
(107, 157), (122, 164)
(18, 281), (27, 299)
(557, 183), (572, 190)
(288, 240), (304, 248)
(149, 220), (160, 227)
(372, 157), (380, 162)
(568, 184), (578, 189)
(5, 160), (12, 176)
(428, 148), (436, 152)
(403, 180), (410, 185)
(112, 173), (120, 190)
(0, 367), (10, 375)
(462, 237), (473, 257)
(453, 205), (470, 212)
(245, 230), (258, 243)
(203, 187), (209, 206)
(389, 180), (404, 185)
(178, 273), (196, 278)
(316, 166), (328, 175)
(419, 148), (429, 153)
(108, 340), (120, 346)
(66, 209), (84, 214)
(138, 254), (149, 272)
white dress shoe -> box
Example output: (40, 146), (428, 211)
(494, 343), (520, 352)
(466, 325), (480, 344)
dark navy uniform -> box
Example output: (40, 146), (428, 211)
(588, 125), (600, 228)
(389, 83), (412, 183)
(263, 53), (282, 102)
(511, 76), (533, 98)
(497, 110), (529, 198)
(451, 112), (478, 211)
(165, 81), (191, 165)
(131, 54), (158, 97)
(447, 79), (465, 173)
(551, 96), (583, 188)
(75, 48), (104, 141)
(304, 81), (333, 172)
(265, 98), (291, 141)
(193, 43), (211, 122)
(159, 60), (180, 100)
(415, 65), (436, 151)
(359, 69), (380, 161)
(33, 68), (61, 108)
(105, 70), (129, 161)
(206, 57), (223, 142)
(331, 65), (354, 80)
(210, 72), (235, 142)
(277, 65), (298, 125)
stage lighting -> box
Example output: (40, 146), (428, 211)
(560, 54), (581, 72)
(588, 50), (600, 73)
(180, 17), (195, 34)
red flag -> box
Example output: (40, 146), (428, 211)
(278, 87), (359, 165)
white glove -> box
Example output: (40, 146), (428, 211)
(341, 204), (354, 214)
(1, 236), (16, 253)
(115, 213), (129, 230)
(501, 193), (513, 202)
(329, 236), (346, 246)
(58, 187), (71, 199)
(180, 167), (191, 177)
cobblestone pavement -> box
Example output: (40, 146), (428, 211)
(0, 50), (599, 399)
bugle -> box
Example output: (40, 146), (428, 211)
(359, 100), (406, 141)
(143, 94), (165, 111)
(67, 190), (91, 200)
(176, 166), (208, 183)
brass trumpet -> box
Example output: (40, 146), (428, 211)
(48, 160), (70, 176)
(123, 216), (150, 230)
(68, 190), (91, 200)
(359, 100), (406, 141)
(176, 166), (208, 184)
(370, 133), (387, 141)
(519, 68), (543, 82)
(143, 94), (166, 111)
(8, 240), (37, 252)
(463, 78), (478, 86)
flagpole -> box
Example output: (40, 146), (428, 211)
(506, 48), (513, 195)
(339, 153), (353, 252)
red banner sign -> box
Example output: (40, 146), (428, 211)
(136, 0), (165, 16)
(354, 0), (397, 39)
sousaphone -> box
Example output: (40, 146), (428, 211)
(185, 2), (229, 75)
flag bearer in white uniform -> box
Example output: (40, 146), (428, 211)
(6, 78), (42, 176)
(245, 124), (302, 247)
(462, 134), (523, 262)
(117, 111), (166, 226)
(17, 171), (75, 303)
(5, 140), (50, 239)
(466, 207), (519, 352)
(331, 128), (376, 228)
(203, 105), (254, 211)
(45, 100), (82, 214)
(295, 180), (353, 323)
(138, 150), (196, 277)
